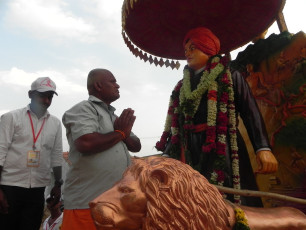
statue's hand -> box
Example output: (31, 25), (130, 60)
(255, 150), (278, 174)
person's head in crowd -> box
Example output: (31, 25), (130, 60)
(87, 69), (120, 105)
(183, 27), (220, 70)
(28, 77), (58, 117)
(46, 195), (64, 213)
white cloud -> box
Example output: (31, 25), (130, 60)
(0, 67), (37, 87)
(5, 0), (97, 43)
(283, 1), (306, 34)
(0, 67), (87, 95)
(80, 0), (122, 19)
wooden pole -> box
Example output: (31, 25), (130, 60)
(215, 185), (306, 205)
(276, 11), (288, 32)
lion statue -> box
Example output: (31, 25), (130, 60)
(89, 156), (306, 230)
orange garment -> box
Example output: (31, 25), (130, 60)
(61, 209), (96, 230)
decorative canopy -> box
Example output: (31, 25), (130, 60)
(122, 0), (285, 69)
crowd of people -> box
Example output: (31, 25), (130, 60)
(0, 70), (141, 230)
(0, 27), (277, 230)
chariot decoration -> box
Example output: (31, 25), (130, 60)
(121, 0), (306, 213)
(121, 0), (286, 69)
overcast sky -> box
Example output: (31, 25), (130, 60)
(0, 0), (305, 157)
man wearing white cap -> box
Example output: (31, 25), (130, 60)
(0, 77), (63, 230)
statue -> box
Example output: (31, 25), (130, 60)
(89, 156), (306, 230)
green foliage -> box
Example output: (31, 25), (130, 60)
(231, 31), (293, 73)
(275, 117), (306, 150)
(282, 60), (306, 96)
(233, 222), (251, 230)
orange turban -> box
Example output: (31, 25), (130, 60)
(183, 27), (220, 56)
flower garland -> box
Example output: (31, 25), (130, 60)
(156, 55), (241, 203)
(180, 61), (225, 117)
(233, 207), (250, 230)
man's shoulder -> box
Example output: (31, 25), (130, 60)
(63, 100), (98, 121)
(65, 100), (91, 112)
(229, 69), (247, 85)
(230, 68), (242, 76)
(1, 107), (26, 119)
(48, 113), (62, 123)
(9, 107), (26, 114)
(171, 79), (183, 92)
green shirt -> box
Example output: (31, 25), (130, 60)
(62, 95), (134, 209)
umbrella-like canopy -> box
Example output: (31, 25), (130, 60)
(122, 0), (285, 68)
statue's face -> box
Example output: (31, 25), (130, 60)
(89, 172), (147, 230)
(184, 39), (210, 71)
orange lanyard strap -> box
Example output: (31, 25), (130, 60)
(27, 111), (46, 149)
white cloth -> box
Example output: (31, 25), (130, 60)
(42, 213), (63, 230)
(0, 105), (63, 188)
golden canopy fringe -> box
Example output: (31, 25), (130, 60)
(121, 0), (181, 69)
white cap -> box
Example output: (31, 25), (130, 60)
(31, 77), (58, 95)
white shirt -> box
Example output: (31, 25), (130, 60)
(42, 213), (63, 230)
(0, 105), (63, 188)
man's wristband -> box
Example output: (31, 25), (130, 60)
(114, 130), (126, 140)
(54, 179), (63, 187)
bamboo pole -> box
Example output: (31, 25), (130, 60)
(215, 185), (306, 205)
(276, 11), (288, 32)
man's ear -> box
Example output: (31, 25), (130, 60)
(94, 82), (102, 92)
(28, 90), (33, 99)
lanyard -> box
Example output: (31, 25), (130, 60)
(46, 220), (58, 230)
(27, 111), (46, 150)
(45, 214), (63, 230)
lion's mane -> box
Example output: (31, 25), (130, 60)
(126, 156), (230, 230)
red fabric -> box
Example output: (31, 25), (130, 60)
(193, 123), (208, 133)
(124, 0), (283, 59)
(183, 27), (220, 56)
(61, 209), (96, 230)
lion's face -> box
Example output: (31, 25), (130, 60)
(89, 171), (147, 230)
(90, 156), (231, 230)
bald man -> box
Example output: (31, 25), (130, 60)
(61, 68), (141, 230)
(156, 27), (278, 206)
